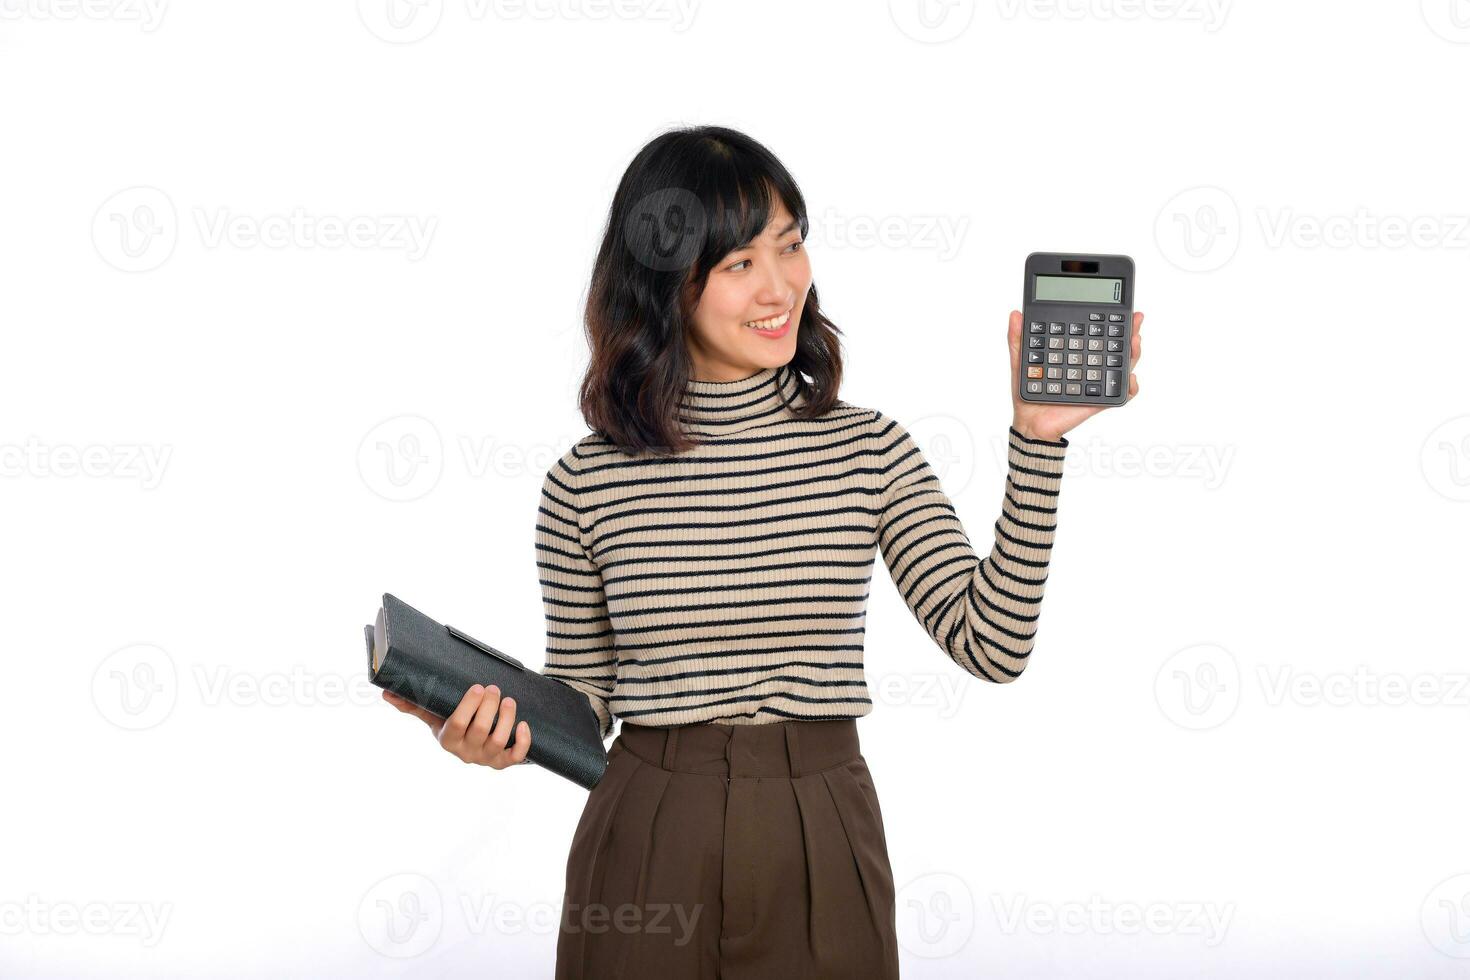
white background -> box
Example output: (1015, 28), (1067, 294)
(4, 1), (1469, 976)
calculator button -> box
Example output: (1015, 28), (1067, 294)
(1085, 383), (1101, 396)
(1047, 352), (1062, 364)
(1027, 381), (1042, 393)
(1107, 339), (1123, 352)
(1064, 383), (1082, 395)
(1030, 321), (1045, 333)
(1048, 338), (1063, 349)
(1048, 322), (1065, 333)
(1068, 338), (1083, 350)
(1088, 313), (1103, 322)
(1105, 370), (1121, 396)
(1088, 324), (1103, 336)
(1106, 354), (1123, 367)
(1027, 350), (1044, 363)
(1087, 354), (1102, 366)
(1066, 353), (1081, 365)
(1027, 366), (1044, 379)
(1085, 369), (1101, 381)
(1068, 323), (1084, 335)
(1087, 339), (1102, 351)
(1108, 313), (1125, 322)
(1107, 323), (1123, 337)
(1046, 367), (1061, 379)
(1046, 382), (1062, 394)
(1066, 368), (1081, 381)
(1029, 337), (1044, 348)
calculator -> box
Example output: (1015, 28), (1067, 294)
(1020, 252), (1135, 405)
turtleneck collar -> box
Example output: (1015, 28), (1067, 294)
(678, 364), (807, 437)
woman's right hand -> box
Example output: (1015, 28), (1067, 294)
(381, 684), (532, 770)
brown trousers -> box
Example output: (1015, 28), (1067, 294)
(555, 718), (901, 979)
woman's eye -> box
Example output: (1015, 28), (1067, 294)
(726, 241), (801, 271)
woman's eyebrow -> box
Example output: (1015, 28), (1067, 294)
(731, 219), (801, 251)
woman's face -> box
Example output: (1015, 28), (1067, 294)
(685, 200), (811, 382)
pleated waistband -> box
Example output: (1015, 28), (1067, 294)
(615, 718), (862, 779)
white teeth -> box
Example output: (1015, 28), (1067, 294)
(743, 311), (790, 330)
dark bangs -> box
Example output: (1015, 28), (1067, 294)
(579, 125), (845, 457)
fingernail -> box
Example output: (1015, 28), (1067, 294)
(470, 684), (483, 695)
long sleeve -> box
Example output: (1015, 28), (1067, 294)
(872, 414), (1069, 683)
(535, 455), (617, 739)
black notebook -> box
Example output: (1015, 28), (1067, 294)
(365, 592), (608, 790)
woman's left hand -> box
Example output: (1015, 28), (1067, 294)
(1007, 309), (1144, 443)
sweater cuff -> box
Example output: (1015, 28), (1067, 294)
(1009, 424), (1069, 449)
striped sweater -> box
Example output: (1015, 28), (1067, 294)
(534, 364), (1069, 739)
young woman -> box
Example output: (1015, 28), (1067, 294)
(383, 125), (1143, 979)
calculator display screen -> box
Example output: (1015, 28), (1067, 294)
(1034, 275), (1124, 304)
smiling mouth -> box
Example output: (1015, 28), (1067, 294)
(742, 308), (792, 331)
